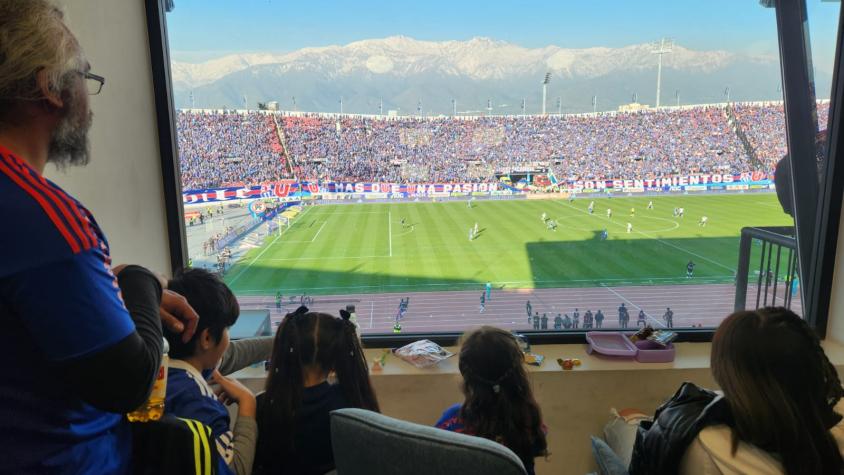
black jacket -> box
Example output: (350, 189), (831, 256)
(254, 382), (351, 475)
(629, 382), (732, 475)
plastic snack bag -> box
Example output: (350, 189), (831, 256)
(393, 340), (454, 368)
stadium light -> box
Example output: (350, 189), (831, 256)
(542, 72), (552, 115)
(651, 38), (673, 108)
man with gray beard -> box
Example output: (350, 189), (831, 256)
(0, 2), (198, 473)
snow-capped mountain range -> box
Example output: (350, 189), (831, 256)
(170, 36), (806, 114)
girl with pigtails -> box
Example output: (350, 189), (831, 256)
(436, 326), (548, 475)
(253, 307), (379, 475)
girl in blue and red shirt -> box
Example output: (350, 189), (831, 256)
(436, 326), (548, 474)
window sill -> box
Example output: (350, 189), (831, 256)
(231, 339), (844, 382)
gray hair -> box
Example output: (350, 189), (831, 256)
(0, 0), (81, 125)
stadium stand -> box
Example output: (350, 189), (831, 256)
(176, 101), (830, 190)
(177, 111), (288, 190)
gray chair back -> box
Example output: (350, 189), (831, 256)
(330, 408), (527, 475)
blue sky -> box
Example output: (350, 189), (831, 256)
(167, 0), (839, 71)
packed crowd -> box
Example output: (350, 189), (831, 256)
(733, 100), (830, 169)
(177, 111), (287, 190)
(281, 107), (748, 184)
(176, 102), (828, 189)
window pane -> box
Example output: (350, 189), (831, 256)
(166, 0), (837, 335)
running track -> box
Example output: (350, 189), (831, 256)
(237, 282), (802, 335)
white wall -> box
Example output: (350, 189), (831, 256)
(45, 0), (172, 274)
(828, 202), (844, 342)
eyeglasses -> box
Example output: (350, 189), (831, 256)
(79, 71), (105, 95)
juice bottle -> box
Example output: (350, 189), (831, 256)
(127, 337), (169, 422)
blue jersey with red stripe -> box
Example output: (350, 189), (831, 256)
(0, 145), (136, 474)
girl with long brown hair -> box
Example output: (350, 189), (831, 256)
(630, 307), (844, 474)
(253, 307), (379, 475)
(704, 307), (844, 474)
(436, 326), (548, 474)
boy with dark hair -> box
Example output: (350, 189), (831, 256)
(164, 268), (258, 475)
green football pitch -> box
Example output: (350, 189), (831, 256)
(224, 193), (793, 295)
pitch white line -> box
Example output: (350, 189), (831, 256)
(227, 206), (313, 286)
(229, 233), (282, 285)
(310, 221), (327, 242)
(601, 284), (666, 328)
(234, 276), (737, 293)
(556, 201), (734, 272)
(388, 211), (393, 257)
(266, 255), (389, 262)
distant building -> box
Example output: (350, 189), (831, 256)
(618, 102), (650, 113)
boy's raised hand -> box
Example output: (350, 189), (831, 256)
(211, 369), (256, 417)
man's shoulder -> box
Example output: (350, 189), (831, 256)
(0, 150), (103, 277)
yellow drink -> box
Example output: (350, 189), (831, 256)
(127, 339), (169, 422)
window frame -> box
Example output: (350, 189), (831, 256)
(145, 0), (844, 344)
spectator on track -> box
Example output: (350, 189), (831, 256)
(436, 326), (548, 475)
(637, 310), (647, 328)
(664, 307), (674, 328)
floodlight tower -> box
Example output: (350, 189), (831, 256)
(339, 96), (343, 114)
(556, 97), (562, 115)
(451, 99), (457, 116)
(651, 38), (673, 108)
(542, 72), (552, 115)
(724, 86), (731, 103)
(379, 97), (383, 115)
(521, 98), (526, 116)
(592, 95), (597, 113)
